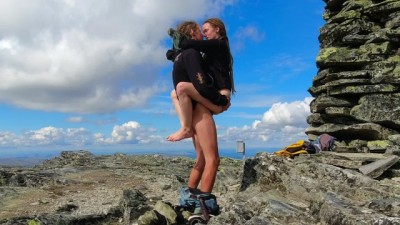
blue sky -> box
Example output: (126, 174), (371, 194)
(0, 0), (325, 157)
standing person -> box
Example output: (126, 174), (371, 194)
(182, 18), (234, 193)
(166, 18), (234, 214)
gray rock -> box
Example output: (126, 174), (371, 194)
(359, 155), (399, 178)
(309, 95), (355, 113)
(218, 153), (400, 225)
(308, 0), (400, 153)
(137, 210), (167, 225)
(2, 150), (400, 225)
(385, 145), (400, 156)
(307, 113), (358, 126)
(153, 201), (177, 224)
(306, 122), (397, 140)
(120, 189), (150, 223)
(350, 93), (400, 128)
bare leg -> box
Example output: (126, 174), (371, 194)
(170, 90), (183, 127)
(192, 104), (220, 193)
(167, 91), (194, 141)
(177, 82), (225, 114)
(167, 82), (230, 141)
(168, 48), (230, 142)
(188, 134), (205, 189)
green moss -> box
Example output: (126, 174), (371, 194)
(330, 10), (362, 23)
(316, 47), (339, 62)
(28, 220), (41, 225)
(387, 55), (400, 63)
(359, 42), (391, 55)
(340, 10), (361, 19)
(354, 0), (373, 7)
(393, 65), (400, 76)
(367, 140), (391, 149)
(381, 84), (396, 92)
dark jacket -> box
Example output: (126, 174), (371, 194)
(180, 38), (232, 91)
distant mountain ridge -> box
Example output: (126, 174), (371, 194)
(0, 157), (46, 167)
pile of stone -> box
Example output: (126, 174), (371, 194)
(307, 0), (400, 153)
(39, 150), (96, 169)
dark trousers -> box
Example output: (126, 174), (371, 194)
(172, 49), (227, 106)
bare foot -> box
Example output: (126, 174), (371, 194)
(167, 128), (193, 142)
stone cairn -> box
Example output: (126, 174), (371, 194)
(307, 0), (400, 153)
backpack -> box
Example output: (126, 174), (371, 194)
(179, 188), (219, 214)
(274, 140), (309, 158)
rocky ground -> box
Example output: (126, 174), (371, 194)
(0, 150), (243, 225)
(1, 150), (400, 225)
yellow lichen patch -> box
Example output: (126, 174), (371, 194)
(367, 140), (391, 149)
(316, 47), (339, 63)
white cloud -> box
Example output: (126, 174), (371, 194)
(257, 97), (312, 129)
(0, 0), (234, 114)
(30, 127), (90, 146)
(110, 121), (141, 143)
(0, 121), (164, 148)
(205, 0), (238, 16)
(95, 121), (164, 145)
(67, 116), (83, 123)
(233, 25), (265, 51)
(0, 132), (18, 146)
(0, 98), (312, 150)
(218, 97), (313, 148)
(5, 126), (93, 146)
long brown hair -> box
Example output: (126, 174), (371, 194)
(204, 18), (235, 94)
(177, 21), (199, 38)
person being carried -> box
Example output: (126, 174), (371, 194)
(166, 19), (235, 142)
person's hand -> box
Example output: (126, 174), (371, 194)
(166, 49), (181, 62)
(221, 101), (231, 112)
(213, 98), (230, 115)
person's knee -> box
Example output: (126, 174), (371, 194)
(176, 82), (190, 96)
(186, 80), (209, 98)
(170, 89), (177, 99)
(193, 159), (205, 171)
(208, 156), (220, 168)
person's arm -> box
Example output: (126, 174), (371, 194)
(176, 82), (230, 114)
(180, 39), (227, 53)
(166, 49), (181, 62)
(166, 28), (187, 62)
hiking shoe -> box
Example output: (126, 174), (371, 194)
(179, 187), (201, 213)
(179, 187), (219, 215)
(179, 187), (203, 198)
(192, 205), (202, 215)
